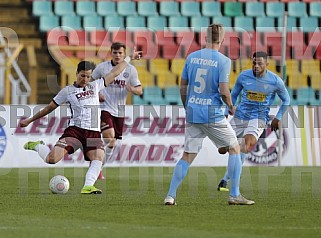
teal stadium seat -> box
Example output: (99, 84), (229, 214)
(191, 16), (210, 33)
(168, 16), (189, 32)
(296, 87), (315, 105)
(266, 2), (285, 17)
(212, 16), (232, 31)
(117, 1), (137, 17)
(39, 15), (59, 32)
(234, 16), (254, 32)
(147, 16), (167, 31)
(224, 2), (243, 17)
(202, 2), (221, 17)
(61, 16), (82, 31)
(76, 1), (96, 17)
(54, 1), (75, 16)
(256, 17), (276, 32)
(299, 17), (319, 33)
(97, 1), (117, 17)
(160, 2), (180, 17)
(105, 16), (125, 31)
(310, 2), (321, 17)
(83, 16), (104, 31)
(138, 1), (157, 17)
(278, 17), (297, 32)
(126, 16), (146, 32)
(245, 2), (265, 17)
(288, 2), (307, 17)
(143, 86), (166, 105)
(164, 86), (182, 105)
(132, 95), (146, 105)
(181, 2), (201, 17)
(32, 1), (52, 16)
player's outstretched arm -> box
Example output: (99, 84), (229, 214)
(20, 101), (58, 127)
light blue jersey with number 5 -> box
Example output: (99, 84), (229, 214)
(181, 48), (231, 123)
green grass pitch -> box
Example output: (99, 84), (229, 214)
(0, 167), (321, 238)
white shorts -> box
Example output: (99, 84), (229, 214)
(229, 118), (265, 141)
(184, 119), (238, 153)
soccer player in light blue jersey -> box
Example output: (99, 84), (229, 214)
(164, 24), (255, 206)
(217, 51), (291, 191)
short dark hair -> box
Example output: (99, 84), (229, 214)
(206, 24), (224, 44)
(77, 61), (96, 73)
(253, 51), (268, 60)
(111, 42), (126, 51)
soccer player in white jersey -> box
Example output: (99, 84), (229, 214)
(217, 51), (291, 191)
(91, 42), (143, 179)
(164, 24), (254, 206)
(20, 60), (132, 194)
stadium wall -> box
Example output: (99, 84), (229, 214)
(0, 105), (319, 168)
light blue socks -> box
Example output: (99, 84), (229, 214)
(167, 159), (190, 198)
(227, 154), (243, 197)
(222, 152), (247, 181)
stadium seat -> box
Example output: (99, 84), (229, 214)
(68, 30), (90, 46)
(147, 16), (167, 32)
(171, 58), (185, 76)
(229, 71), (238, 89)
(224, 2), (243, 17)
(39, 15), (59, 32)
(168, 16), (189, 32)
(105, 16), (125, 31)
(222, 32), (243, 60)
(136, 68), (155, 87)
(287, 32), (312, 59)
(126, 16), (146, 31)
(61, 16), (82, 31)
(201, 2), (221, 17)
(132, 95), (146, 105)
(117, 1), (137, 17)
(310, 73), (321, 90)
(160, 2), (180, 17)
(54, 1), (75, 16)
(287, 72), (307, 90)
(143, 86), (166, 105)
(137, 1), (157, 17)
(212, 16), (232, 31)
(263, 32), (288, 60)
(155, 31), (176, 46)
(245, 2), (265, 17)
(301, 60), (320, 77)
(288, 2), (308, 17)
(296, 87), (315, 105)
(47, 29), (69, 46)
(234, 17), (254, 32)
(32, 1), (52, 16)
(111, 30), (133, 47)
(76, 1), (96, 17)
(83, 16), (104, 32)
(156, 71), (177, 89)
(299, 17), (319, 33)
(132, 31), (159, 58)
(176, 31), (198, 48)
(181, 2), (201, 17)
(164, 86), (181, 105)
(97, 1), (117, 17)
(149, 59), (169, 74)
(241, 31), (266, 54)
(162, 44), (182, 59)
(191, 16), (210, 33)
(90, 30), (111, 46)
(256, 17), (276, 32)
(182, 44), (201, 58)
(309, 2), (321, 17)
(266, 2), (285, 17)
(277, 16), (298, 32)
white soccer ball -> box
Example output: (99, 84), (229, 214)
(49, 175), (70, 194)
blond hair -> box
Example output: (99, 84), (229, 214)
(206, 24), (225, 44)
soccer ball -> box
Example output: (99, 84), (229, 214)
(49, 175), (70, 194)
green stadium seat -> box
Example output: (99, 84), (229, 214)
(191, 16), (210, 33)
(277, 17), (298, 32)
(61, 16), (82, 31)
(202, 2), (221, 17)
(117, 1), (137, 17)
(32, 1), (52, 16)
(137, 1), (157, 17)
(39, 15), (59, 32)
(126, 16), (146, 32)
(105, 16), (125, 31)
(256, 17), (276, 32)
(266, 2), (285, 17)
(224, 2), (243, 17)
(310, 2), (321, 17)
(168, 16), (189, 32)
(288, 2), (307, 17)
(181, 2), (201, 17)
(147, 16), (167, 32)
(234, 17), (254, 32)
(76, 1), (96, 17)
(212, 16), (232, 31)
(299, 17), (319, 33)
(245, 2), (265, 17)
(54, 1), (75, 16)
(160, 2), (180, 17)
(83, 16), (104, 31)
(97, 1), (117, 17)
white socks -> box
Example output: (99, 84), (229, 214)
(35, 144), (51, 162)
(105, 146), (114, 161)
(84, 160), (103, 186)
